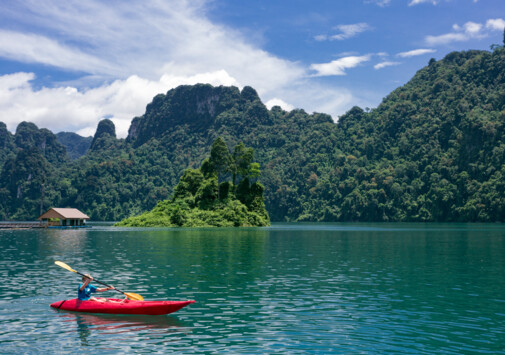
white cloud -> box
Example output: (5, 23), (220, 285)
(365, 0), (391, 7)
(459, 22), (483, 35)
(316, 23), (371, 41)
(310, 55), (371, 76)
(265, 98), (294, 112)
(486, 18), (505, 31)
(331, 23), (372, 41)
(159, 70), (238, 89)
(409, 0), (438, 5)
(374, 61), (401, 70)
(397, 48), (436, 57)
(0, 30), (115, 75)
(0, 72), (34, 91)
(0, 1), (305, 94)
(426, 33), (467, 46)
(273, 83), (363, 120)
(314, 35), (328, 42)
(425, 19), (504, 45)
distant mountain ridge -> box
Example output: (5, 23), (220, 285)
(1, 46), (505, 222)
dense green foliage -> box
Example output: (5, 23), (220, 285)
(115, 138), (270, 227)
(56, 132), (92, 160)
(0, 122), (72, 220)
(323, 48), (505, 222)
(1, 47), (505, 222)
(0, 122), (16, 167)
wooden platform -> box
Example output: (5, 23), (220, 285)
(0, 222), (48, 229)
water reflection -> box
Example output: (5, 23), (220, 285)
(55, 310), (189, 346)
(45, 229), (90, 252)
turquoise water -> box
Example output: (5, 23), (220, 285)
(1, 223), (504, 353)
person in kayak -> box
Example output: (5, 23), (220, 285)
(78, 274), (118, 302)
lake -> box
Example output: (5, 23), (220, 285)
(1, 223), (504, 353)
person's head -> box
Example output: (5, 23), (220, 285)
(82, 274), (92, 282)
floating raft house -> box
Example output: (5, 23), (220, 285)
(38, 208), (90, 228)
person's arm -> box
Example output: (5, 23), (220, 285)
(97, 285), (115, 292)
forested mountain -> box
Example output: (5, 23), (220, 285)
(1, 47), (504, 222)
(56, 132), (92, 160)
(0, 122), (69, 219)
(327, 49), (505, 222)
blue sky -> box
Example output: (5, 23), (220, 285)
(0, 0), (503, 138)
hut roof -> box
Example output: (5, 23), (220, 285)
(38, 208), (90, 220)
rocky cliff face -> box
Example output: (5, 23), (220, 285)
(0, 122), (15, 168)
(0, 122), (67, 220)
(89, 119), (118, 151)
(11, 122), (67, 165)
(0, 122), (13, 149)
(126, 84), (266, 147)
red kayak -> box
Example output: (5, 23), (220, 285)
(50, 298), (195, 315)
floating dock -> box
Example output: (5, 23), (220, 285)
(0, 222), (91, 229)
(0, 222), (47, 229)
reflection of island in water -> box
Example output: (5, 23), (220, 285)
(56, 311), (189, 346)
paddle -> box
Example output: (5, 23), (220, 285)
(55, 261), (144, 301)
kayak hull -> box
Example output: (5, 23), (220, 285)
(50, 298), (195, 315)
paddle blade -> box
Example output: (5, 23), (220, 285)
(55, 261), (77, 273)
(125, 292), (144, 301)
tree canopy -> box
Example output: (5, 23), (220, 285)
(115, 138), (270, 227)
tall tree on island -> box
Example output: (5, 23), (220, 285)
(115, 137), (270, 227)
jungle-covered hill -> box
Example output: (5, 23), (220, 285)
(1, 47), (504, 222)
(115, 137), (270, 227)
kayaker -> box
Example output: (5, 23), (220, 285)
(78, 274), (116, 302)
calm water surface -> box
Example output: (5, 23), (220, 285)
(0, 223), (504, 353)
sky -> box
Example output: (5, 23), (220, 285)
(0, 0), (503, 138)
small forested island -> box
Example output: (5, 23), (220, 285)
(115, 138), (270, 227)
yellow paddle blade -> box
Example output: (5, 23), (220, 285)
(55, 261), (77, 273)
(125, 292), (144, 301)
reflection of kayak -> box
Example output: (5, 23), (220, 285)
(63, 312), (186, 329)
(51, 298), (195, 315)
